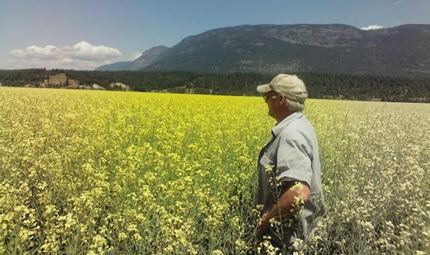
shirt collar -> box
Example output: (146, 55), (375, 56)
(271, 111), (303, 137)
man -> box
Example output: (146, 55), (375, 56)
(253, 74), (325, 254)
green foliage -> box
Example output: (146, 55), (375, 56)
(0, 69), (429, 102)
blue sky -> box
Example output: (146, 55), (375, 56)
(1, 0), (429, 70)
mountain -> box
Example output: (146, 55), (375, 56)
(141, 24), (430, 77)
(95, 46), (169, 71)
(95, 61), (132, 71)
(129, 46), (169, 70)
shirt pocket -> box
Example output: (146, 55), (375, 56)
(260, 153), (275, 170)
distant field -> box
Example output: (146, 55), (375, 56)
(1, 88), (429, 255)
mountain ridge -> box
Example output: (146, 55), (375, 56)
(95, 24), (430, 77)
(95, 61), (133, 71)
(95, 46), (169, 71)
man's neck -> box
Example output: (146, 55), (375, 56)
(275, 109), (294, 123)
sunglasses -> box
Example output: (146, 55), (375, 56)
(262, 91), (280, 102)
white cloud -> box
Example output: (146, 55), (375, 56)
(361, 25), (384, 31)
(7, 41), (122, 70)
(1, 57), (115, 70)
(71, 41), (122, 61)
(11, 45), (60, 59)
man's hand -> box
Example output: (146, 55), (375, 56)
(257, 212), (270, 242)
(256, 181), (311, 242)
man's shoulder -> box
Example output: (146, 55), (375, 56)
(279, 116), (316, 140)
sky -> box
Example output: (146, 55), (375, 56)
(1, 0), (429, 70)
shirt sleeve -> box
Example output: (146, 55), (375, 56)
(276, 136), (313, 187)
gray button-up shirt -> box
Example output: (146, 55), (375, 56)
(255, 111), (325, 245)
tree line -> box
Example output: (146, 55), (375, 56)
(0, 69), (429, 102)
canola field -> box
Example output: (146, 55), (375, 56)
(0, 87), (429, 255)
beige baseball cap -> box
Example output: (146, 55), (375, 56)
(257, 74), (308, 103)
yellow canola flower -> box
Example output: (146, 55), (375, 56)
(0, 88), (429, 255)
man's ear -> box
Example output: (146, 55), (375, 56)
(279, 94), (285, 102)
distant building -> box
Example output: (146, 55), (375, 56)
(66, 78), (80, 89)
(44, 73), (83, 88)
(92, 84), (105, 90)
(48, 73), (67, 86)
(68, 79), (79, 86)
(66, 84), (79, 89)
(76, 85), (91, 89)
(110, 82), (130, 91)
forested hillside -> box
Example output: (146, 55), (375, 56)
(140, 24), (430, 77)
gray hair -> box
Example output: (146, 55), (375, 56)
(285, 98), (305, 112)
